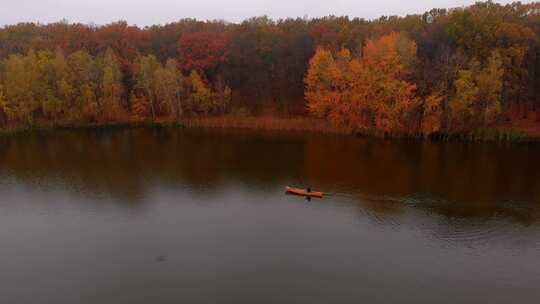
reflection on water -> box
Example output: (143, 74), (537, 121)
(1, 128), (539, 221)
(0, 128), (539, 304)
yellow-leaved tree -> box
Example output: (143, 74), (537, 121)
(189, 70), (216, 115)
(100, 48), (125, 121)
(449, 50), (504, 130)
(154, 58), (185, 119)
(0, 85), (8, 126)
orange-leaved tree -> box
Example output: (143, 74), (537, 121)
(305, 32), (420, 134)
(362, 32), (419, 133)
(304, 47), (339, 118)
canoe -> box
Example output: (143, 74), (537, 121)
(285, 186), (324, 198)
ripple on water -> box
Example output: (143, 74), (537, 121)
(338, 191), (540, 251)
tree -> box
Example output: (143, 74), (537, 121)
(2, 51), (41, 125)
(0, 85), (8, 126)
(177, 30), (229, 73)
(68, 49), (99, 121)
(305, 33), (420, 134)
(363, 33), (419, 132)
(130, 91), (149, 119)
(304, 47), (338, 118)
(80, 83), (99, 121)
(309, 24), (339, 50)
(189, 70), (217, 115)
(0, 2), (539, 133)
(219, 85), (232, 113)
(99, 48), (124, 121)
(449, 51), (504, 129)
(422, 91), (444, 134)
(450, 69), (478, 129)
(476, 50), (504, 125)
(45, 48), (73, 123)
(154, 58), (184, 119)
(133, 54), (161, 120)
(446, 1), (535, 108)
(94, 21), (149, 65)
(189, 70), (212, 114)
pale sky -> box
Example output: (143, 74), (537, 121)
(1, 0), (533, 26)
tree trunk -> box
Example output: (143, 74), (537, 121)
(150, 96), (156, 121)
(536, 46), (540, 121)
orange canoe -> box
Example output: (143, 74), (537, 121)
(285, 186), (324, 198)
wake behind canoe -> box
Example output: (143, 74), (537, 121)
(285, 186), (324, 198)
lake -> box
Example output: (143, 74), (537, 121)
(0, 127), (539, 304)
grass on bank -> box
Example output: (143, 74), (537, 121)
(0, 115), (539, 143)
(427, 128), (536, 143)
(178, 116), (351, 134)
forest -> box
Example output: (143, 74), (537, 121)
(0, 1), (539, 136)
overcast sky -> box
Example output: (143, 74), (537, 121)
(1, 0), (533, 27)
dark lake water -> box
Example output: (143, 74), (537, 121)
(0, 128), (539, 304)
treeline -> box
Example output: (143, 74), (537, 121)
(0, 48), (230, 126)
(0, 1), (539, 134)
(305, 33), (507, 134)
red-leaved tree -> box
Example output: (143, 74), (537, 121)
(177, 31), (230, 74)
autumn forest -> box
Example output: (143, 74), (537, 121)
(1, 1), (540, 137)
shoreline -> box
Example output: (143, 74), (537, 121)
(1, 116), (539, 143)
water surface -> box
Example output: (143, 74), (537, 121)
(0, 128), (539, 303)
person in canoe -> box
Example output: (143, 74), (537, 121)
(285, 186), (323, 198)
